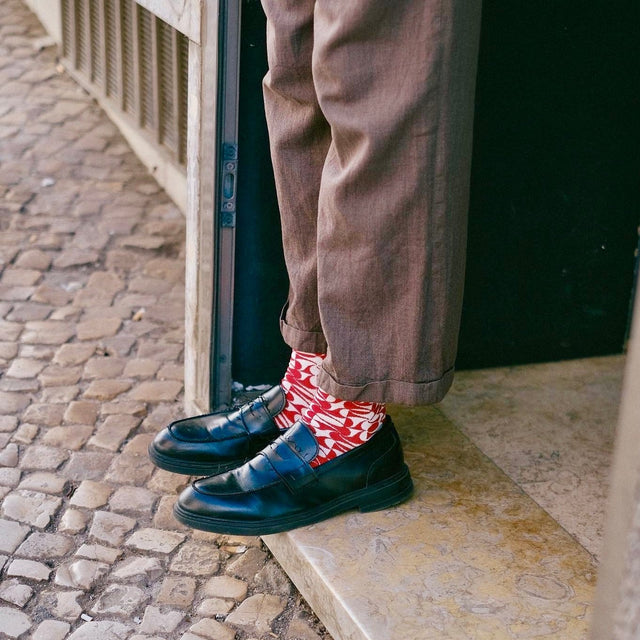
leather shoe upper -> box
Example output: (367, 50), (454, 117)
(174, 417), (413, 534)
(148, 385), (285, 475)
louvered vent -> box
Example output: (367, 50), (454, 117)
(60, 0), (188, 167)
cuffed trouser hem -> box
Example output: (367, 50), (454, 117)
(317, 367), (455, 406)
(280, 308), (328, 355)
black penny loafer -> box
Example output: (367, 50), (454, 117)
(148, 385), (285, 476)
(173, 417), (413, 535)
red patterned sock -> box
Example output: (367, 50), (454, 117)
(273, 351), (326, 430)
(302, 388), (386, 467)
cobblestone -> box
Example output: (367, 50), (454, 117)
(188, 619), (236, 640)
(91, 583), (147, 615)
(6, 558), (51, 581)
(75, 543), (122, 564)
(63, 399), (99, 424)
(126, 527), (185, 553)
(0, 606), (32, 637)
(16, 532), (74, 558)
(89, 511), (136, 546)
(55, 559), (110, 590)
(59, 508), (89, 533)
(139, 606), (185, 634)
(32, 620), (71, 640)
(2, 490), (62, 528)
(69, 480), (112, 508)
(0, 3), (331, 638)
(112, 556), (163, 583)
(226, 593), (286, 634)
(19, 444), (69, 470)
(156, 575), (197, 607)
(89, 414), (141, 451)
(17, 471), (68, 494)
(0, 578), (34, 607)
(0, 519), (31, 554)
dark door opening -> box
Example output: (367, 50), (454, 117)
(231, 0), (640, 387)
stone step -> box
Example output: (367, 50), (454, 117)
(264, 403), (597, 640)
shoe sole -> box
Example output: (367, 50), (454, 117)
(147, 445), (246, 476)
(173, 465), (414, 535)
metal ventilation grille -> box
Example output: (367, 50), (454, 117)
(60, 0), (188, 167)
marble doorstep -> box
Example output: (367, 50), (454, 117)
(264, 377), (605, 640)
(440, 355), (623, 559)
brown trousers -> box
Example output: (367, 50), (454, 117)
(261, 0), (482, 405)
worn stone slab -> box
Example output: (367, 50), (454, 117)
(225, 547), (267, 581)
(84, 379), (132, 400)
(109, 485), (157, 513)
(188, 619), (236, 640)
(0, 578), (34, 607)
(169, 542), (220, 575)
(19, 445), (68, 470)
(0, 442), (18, 467)
(0, 519), (31, 554)
(21, 402), (65, 426)
(125, 528), (185, 554)
(15, 248), (52, 270)
(0, 607), (32, 638)
(91, 583), (147, 616)
(112, 556), (163, 583)
(63, 452), (115, 481)
(32, 620), (71, 640)
(15, 533), (74, 560)
(55, 559), (110, 590)
(226, 593), (286, 635)
(6, 558), (51, 582)
(2, 490), (62, 529)
(105, 453), (154, 485)
(263, 407), (598, 640)
(0, 390), (31, 412)
(66, 621), (132, 640)
(156, 575), (196, 607)
(40, 385), (79, 403)
(39, 365), (82, 387)
(83, 356), (127, 379)
(5, 357), (46, 378)
(54, 343), (96, 366)
(21, 320), (74, 344)
(197, 598), (235, 617)
(138, 606), (185, 634)
(38, 589), (84, 622)
(203, 576), (248, 602)
(18, 471), (68, 494)
(76, 317), (122, 340)
(69, 480), (113, 508)
(42, 425), (94, 450)
(75, 543), (122, 564)
(89, 415), (140, 451)
(89, 511), (136, 546)
(63, 400), (99, 424)
(130, 380), (183, 402)
(58, 508), (89, 534)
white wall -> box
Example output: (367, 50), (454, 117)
(23, 0), (62, 43)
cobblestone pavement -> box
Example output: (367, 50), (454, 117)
(0, 2), (330, 639)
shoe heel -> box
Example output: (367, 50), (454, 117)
(359, 466), (414, 513)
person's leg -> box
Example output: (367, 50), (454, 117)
(173, 1), (483, 534)
(261, 0), (330, 356)
(259, 1), (330, 431)
(312, 0), (482, 406)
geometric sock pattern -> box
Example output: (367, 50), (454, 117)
(273, 350), (325, 431)
(302, 388), (386, 468)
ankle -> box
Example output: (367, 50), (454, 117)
(273, 350), (325, 430)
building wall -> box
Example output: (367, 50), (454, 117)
(24, 0), (62, 42)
